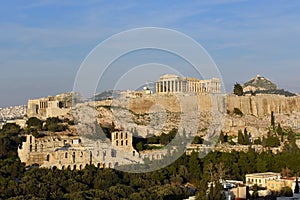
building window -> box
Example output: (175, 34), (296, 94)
(46, 155), (50, 161)
(125, 133), (128, 139)
(65, 152), (68, 158)
(125, 140), (128, 146)
(121, 141), (123, 146)
(30, 145), (32, 152)
(116, 141), (118, 146)
(115, 132), (118, 139)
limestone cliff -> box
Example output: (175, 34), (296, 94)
(94, 94), (300, 138)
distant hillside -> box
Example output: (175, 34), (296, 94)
(242, 75), (296, 97)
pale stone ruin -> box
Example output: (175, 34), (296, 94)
(18, 130), (142, 170)
(155, 74), (221, 94)
(27, 92), (74, 119)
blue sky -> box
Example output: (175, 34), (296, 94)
(1, 0), (300, 106)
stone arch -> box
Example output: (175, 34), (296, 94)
(46, 154), (50, 161)
(62, 166), (65, 170)
(79, 164), (83, 170)
(73, 165), (76, 170)
(108, 163), (112, 168)
(67, 165), (71, 170)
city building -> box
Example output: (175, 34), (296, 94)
(155, 74), (221, 94)
(266, 178), (293, 192)
(246, 172), (281, 187)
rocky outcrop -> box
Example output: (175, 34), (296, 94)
(93, 94), (300, 138)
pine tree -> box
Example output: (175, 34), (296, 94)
(238, 130), (244, 145)
(233, 83), (244, 96)
(277, 123), (284, 142)
(271, 111), (275, 130)
(295, 177), (299, 194)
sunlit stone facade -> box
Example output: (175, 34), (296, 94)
(155, 74), (221, 94)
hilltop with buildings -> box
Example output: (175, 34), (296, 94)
(243, 75), (296, 96)
(1, 74), (300, 199)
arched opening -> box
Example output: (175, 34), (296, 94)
(72, 152), (75, 163)
(46, 154), (50, 161)
(79, 165), (82, 170)
(121, 140), (123, 146)
(73, 165), (76, 170)
(62, 166), (65, 170)
(29, 145), (32, 152)
(58, 101), (64, 108)
(133, 151), (135, 156)
(108, 163), (111, 168)
(65, 152), (68, 159)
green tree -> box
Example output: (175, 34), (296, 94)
(295, 177), (299, 194)
(1, 123), (20, 135)
(136, 141), (144, 152)
(192, 136), (203, 144)
(271, 111), (275, 130)
(233, 83), (244, 96)
(44, 117), (66, 132)
(252, 184), (259, 199)
(207, 181), (225, 200)
(238, 130), (244, 145)
(26, 117), (43, 131)
(219, 132), (225, 144)
(233, 108), (243, 117)
(281, 186), (293, 197)
(277, 123), (284, 142)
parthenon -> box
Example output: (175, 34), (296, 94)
(155, 74), (221, 94)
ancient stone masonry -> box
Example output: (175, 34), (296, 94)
(155, 74), (221, 94)
(27, 92), (74, 119)
(18, 130), (141, 170)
